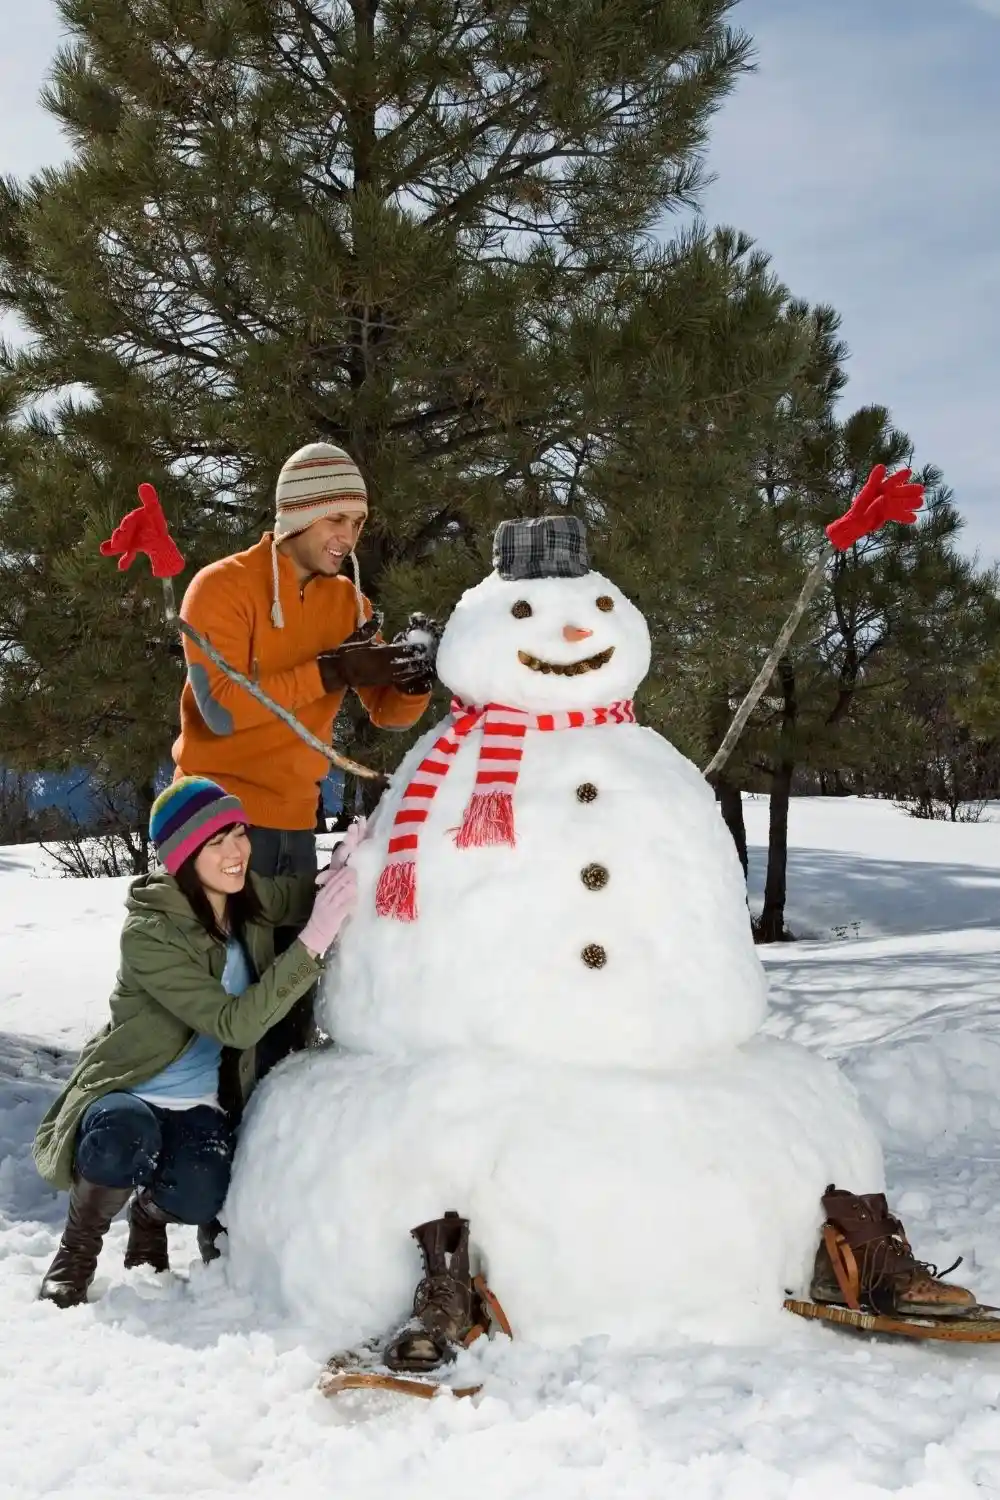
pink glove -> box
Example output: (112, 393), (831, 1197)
(318, 818), (367, 882)
(825, 465), (925, 551)
(299, 866), (358, 957)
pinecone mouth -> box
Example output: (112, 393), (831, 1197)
(517, 645), (615, 677)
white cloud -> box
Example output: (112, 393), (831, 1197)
(968, 0), (1000, 17)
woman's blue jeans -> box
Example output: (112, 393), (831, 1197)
(75, 1092), (234, 1224)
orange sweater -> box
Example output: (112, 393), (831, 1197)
(172, 535), (430, 830)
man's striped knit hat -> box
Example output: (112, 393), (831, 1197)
(150, 777), (248, 875)
(271, 442), (368, 629)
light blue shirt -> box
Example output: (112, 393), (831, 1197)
(132, 937), (254, 1111)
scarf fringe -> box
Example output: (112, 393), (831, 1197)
(455, 789), (516, 850)
(375, 860), (418, 921)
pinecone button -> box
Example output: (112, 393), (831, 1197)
(576, 783), (598, 803)
(581, 863), (609, 890)
(582, 943), (607, 969)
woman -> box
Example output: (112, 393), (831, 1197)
(33, 776), (357, 1308)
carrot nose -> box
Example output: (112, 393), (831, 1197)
(563, 625), (593, 643)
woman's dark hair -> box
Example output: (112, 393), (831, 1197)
(173, 824), (263, 944)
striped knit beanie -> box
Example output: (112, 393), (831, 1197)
(149, 777), (248, 876)
(271, 442), (368, 629)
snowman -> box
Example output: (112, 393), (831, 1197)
(225, 515), (886, 1361)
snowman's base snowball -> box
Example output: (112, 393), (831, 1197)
(225, 1039), (883, 1351)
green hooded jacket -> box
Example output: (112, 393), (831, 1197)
(32, 870), (323, 1190)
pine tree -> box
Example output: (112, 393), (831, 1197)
(866, 562), (1000, 818)
(740, 403), (1000, 940)
(612, 298), (845, 869)
(0, 0), (815, 790)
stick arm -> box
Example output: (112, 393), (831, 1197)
(164, 582), (381, 781)
(702, 542), (833, 780)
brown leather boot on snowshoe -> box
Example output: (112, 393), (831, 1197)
(384, 1211), (479, 1373)
(811, 1186), (976, 1318)
(124, 1188), (175, 1273)
(39, 1176), (131, 1309)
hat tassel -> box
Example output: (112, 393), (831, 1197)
(348, 549), (364, 629)
(271, 538), (285, 629)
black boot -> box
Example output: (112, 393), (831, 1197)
(39, 1176), (131, 1309)
(124, 1188), (175, 1273)
(197, 1219), (227, 1265)
(384, 1211), (477, 1373)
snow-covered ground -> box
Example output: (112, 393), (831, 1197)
(4, 799), (1000, 1499)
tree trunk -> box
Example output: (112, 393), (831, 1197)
(715, 779), (748, 882)
(133, 778), (157, 875)
(756, 657), (796, 943)
(757, 762), (793, 942)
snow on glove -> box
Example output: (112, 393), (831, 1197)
(392, 612), (440, 696)
(299, 865), (358, 957)
(319, 818), (368, 878)
(825, 465), (925, 551)
(100, 482), (185, 579)
(393, 612), (442, 657)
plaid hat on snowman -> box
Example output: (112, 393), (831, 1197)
(492, 515), (590, 581)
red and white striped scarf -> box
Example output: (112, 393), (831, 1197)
(375, 697), (636, 921)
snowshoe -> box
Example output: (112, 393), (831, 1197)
(319, 1340), (483, 1402)
(785, 1185), (1000, 1343)
(320, 1212), (512, 1400)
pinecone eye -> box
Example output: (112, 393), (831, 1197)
(511, 600), (533, 619)
(596, 595), (614, 612)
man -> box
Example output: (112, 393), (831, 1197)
(173, 441), (433, 1072)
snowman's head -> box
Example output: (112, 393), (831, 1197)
(436, 569), (651, 711)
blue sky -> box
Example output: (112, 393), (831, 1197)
(4, 1), (998, 564)
(700, 0), (1000, 564)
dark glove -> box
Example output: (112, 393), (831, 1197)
(394, 658), (436, 696)
(318, 638), (425, 692)
(340, 614), (382, 645)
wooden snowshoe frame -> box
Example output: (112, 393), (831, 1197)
(319, 1275), (511, 1401)
(319, 1370), (483, 1400)
(784, 1297), (1000, 1343)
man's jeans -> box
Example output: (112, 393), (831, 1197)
(76, 1092), (233, 1224)
(248, 826), (318, 1080)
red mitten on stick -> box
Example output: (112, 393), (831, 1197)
(825, 464), (925, 551)
(100, 482), (185, 579)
